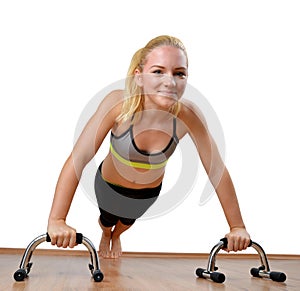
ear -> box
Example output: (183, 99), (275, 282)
(134, 69), (143, 87)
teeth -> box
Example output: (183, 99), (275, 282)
(159, 91), (175, 95)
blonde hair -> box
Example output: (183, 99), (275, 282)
(117, 35), (188, 123)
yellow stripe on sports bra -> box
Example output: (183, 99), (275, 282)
(110, 143), (168, 170)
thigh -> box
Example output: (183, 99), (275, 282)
(99, 207), (119, 227)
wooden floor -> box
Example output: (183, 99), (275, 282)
(1, 249), (299, 291)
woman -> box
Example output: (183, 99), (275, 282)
(47, 35), (250, 258)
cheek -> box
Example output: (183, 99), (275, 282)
(177, 80), (187, 94)
(142, 77), (161, 92)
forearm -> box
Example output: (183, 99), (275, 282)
(215, 168), (246, 230)
(48, 155), (80, 222)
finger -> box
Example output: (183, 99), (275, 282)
(240, 240), (245, 251)
(244, 238), (251, 250)
(228, 235), (239, 252)
(50, 234), (57, 246)
(62, 232), (71, 248)
(232, 239), (238, 252)
(226, 237), (234, 252)
(56, 235), (64, 247)
(239, 239), (245, 251)
(69, 231), (77, 248)
(235, 237), (242, 252)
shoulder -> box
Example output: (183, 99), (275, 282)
(178, 99), (208, 130)
(95, 89), (124, 118)
(85, 89), (125, 133)
(100, 89), (124, 108)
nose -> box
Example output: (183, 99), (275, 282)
(163, 74), (176, 87)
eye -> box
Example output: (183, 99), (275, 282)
(152, 69), (163, 74)
(175, 71), (186, 78)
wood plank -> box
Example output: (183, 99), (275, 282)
(1, 247), (300, 260)
(1, 250), (299, 290)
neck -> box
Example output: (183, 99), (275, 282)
(135, 109), (174, 125)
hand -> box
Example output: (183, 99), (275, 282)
(224, 227), (251, 252)
(47, 219), (77, 248)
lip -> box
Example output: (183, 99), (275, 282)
(158, 91), (177, 96)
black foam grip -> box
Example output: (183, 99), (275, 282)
(46, 232), (83, 244)
(220, 237), (252, 248)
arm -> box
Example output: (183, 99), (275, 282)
(47, 90), (123, 248)
(180, 101), (250, 251)
(214, 166), (250, 251)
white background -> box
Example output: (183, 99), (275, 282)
(1, 0), (299, 254)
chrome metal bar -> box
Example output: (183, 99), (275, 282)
(206, 241), (224, 272)
(251, 241), (270, 272)
(258, 270), (271, 278)
(19, 234), (47, 271)
(82, 236), (100, 272)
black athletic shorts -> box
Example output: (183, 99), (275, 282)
(94, 162), (162, 227)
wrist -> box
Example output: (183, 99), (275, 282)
(48, 216), (66, 224)
(230, 225), (246, 231)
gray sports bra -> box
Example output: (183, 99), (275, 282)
(110, 118), (179, 169)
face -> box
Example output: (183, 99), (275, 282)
(135, 46), (188, 110)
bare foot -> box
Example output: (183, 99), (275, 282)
(99, 232), (111, 258)
(111, 236), (122, 259)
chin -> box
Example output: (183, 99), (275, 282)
(160, 100), (177, 111)
(145, 93), (178, 110)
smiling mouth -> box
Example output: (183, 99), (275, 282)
(158, 91), (177, 97)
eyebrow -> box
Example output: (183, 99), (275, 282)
(150, 65), (187, 70)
